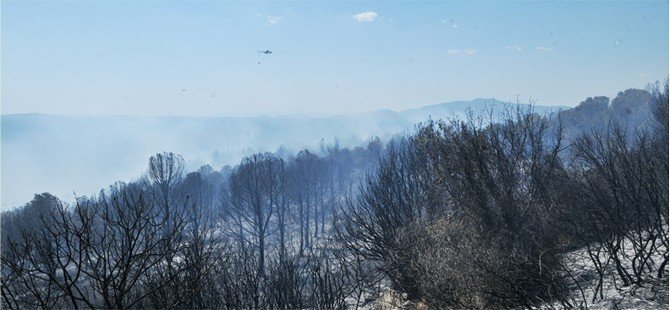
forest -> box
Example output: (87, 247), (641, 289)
(2, 83), (668, 309)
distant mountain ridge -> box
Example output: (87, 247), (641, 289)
(0, 98), (592, 210)
(398, 98), (567, 123)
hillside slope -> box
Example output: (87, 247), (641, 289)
(1, 99), (564, 209)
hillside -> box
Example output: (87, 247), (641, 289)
(1, 88), (658, 211)
(0, 99), (564, 210)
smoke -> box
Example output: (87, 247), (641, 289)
(1, 100), (565, 210)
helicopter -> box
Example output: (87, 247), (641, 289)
(257, 50), (272, 64)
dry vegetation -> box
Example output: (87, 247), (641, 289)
(2, 84), (668, 309)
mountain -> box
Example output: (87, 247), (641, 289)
(1, 99), (566, 210)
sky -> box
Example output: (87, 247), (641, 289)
(2, 0), (668, 117)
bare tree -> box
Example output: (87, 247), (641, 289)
(0, 180), (197, 309)
(289, 150), (330, 255)
(570, 124), (668, 296)
(148, 152), (185, 220)
(339, 108), (573, 308)
(223, 153), (284, 307)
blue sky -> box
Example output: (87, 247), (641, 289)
(2, 1), (668, 116)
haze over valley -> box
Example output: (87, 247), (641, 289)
(2, 98), (565, 210)
(1, 1), (667, 309)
